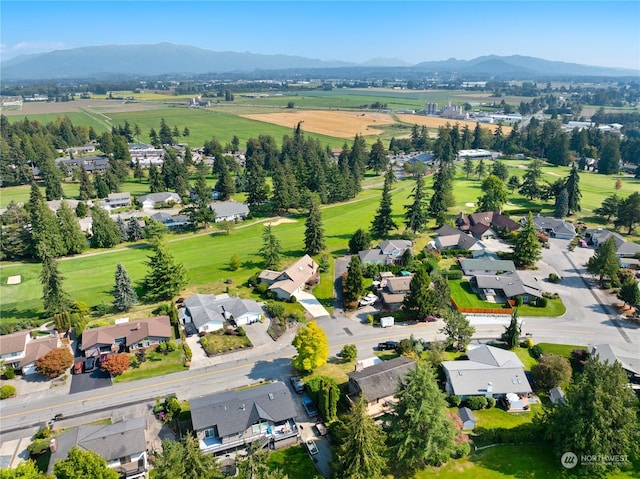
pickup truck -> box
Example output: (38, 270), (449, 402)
(301, 397), (319, 418)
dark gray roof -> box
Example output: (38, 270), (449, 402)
(184, 293), (223, 329)
(348, 356), (415, 402)
(590, 344), (640, 375)
(549, 386), (566, 405)
(210, 201), (250, 218)
(458, 406), (475, 423)
(378, 239), (412, 255)
(531, 216), (576, 237)
(138, 192), (181, 204)
(461, 258), (516, 274)
(190, 381), (297, 436)
(474, 272), (542, 298)
(359, 249), (387, 263)
(47, 418), (146, 474)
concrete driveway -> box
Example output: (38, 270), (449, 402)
(296, 291), (331, 320)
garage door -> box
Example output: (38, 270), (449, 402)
(22, 364), (37, 375)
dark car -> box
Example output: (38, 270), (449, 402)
(421, 315), (438, 323)
(290, 375), (304, 394)
(84, 357), (95, 372)
(377, 341), (398, 351)
(53, 413), (64, 421)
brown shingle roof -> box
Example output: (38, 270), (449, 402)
(0, 330), (31, 356)
(268, 255), (318, 295)
(80, 316), (171, 352)
(19, 335), (59, 368)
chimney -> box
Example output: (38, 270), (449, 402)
(49, 438), (57, 453)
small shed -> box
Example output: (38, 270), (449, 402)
(458, 407), (476, 430)
(549, 386), (566, 405)
(380, 316), (394, 328)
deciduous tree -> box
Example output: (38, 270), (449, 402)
(100, 353), (130, 376)
(439, 309), (475, 351)
(35, 347), (73, 378)
(531, 354), (572, 390)
(387, 360), (457, 474)
(348, 229), (371, 254)
(476, 175), (508, 212)
(594, 193), (620, 222)
(291, 321), (329, 372)
(53, 446), (119, 479)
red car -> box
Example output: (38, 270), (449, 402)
(422, 316), (438, 322)
(73, 361), (83, 374)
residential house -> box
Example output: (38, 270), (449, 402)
(442, 344), (532, 399)
(347, 356), (415, 415)
(456, 210), (521, 237)
(584, 229), (640, 258)
(180, 293), (262, 334)
(458, 407), (476, 430)
(102, 192), (132, 210)
(128, 144), (165, 166)
(460, 258), (516, 276)
(590, 343), (640, 386)
(472, 271), (543, 304)
(210, 201), (250, 222)
(358, 240), (413, 265)
(0, 330), (32, 370)
(46, 199), (83, 213)
(65, 144), (96, 156)
(530, 215), (576, 239)
(259, 255), (319, 301)
(190, 381), (299, 456)
(80, 316), (171, 358)
(18, 335), (60, 375)
(47, 417), (148, 479)
(431, 232), (483, 251)
(57, 155), (110, 175)
(150, 212), (190, 228)
(138, 192), (181, 210)
(380, 274), (413, 310)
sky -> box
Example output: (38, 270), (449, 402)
(1, 1), (639, 70)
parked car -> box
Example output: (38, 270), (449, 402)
(302, 397), (319, 418)
(377, 341), (398, 351)
(53, 413), (64, 421)
(84, 357), (95, 372)
(290, 375), (304, 394)
(306, 439), (319, 456)
(420, 315), (438, 322)
(73, 361), (83, 374)
(359, 293), (378, 307)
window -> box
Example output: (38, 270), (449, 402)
(204, 427), (217, 438)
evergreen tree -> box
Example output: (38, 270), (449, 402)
(40, 252), (70, 317)
(519, 159), (544, 200)
(78, 167), (95, 200)
(348, 228), (371, 254)
(554, 188), (569, 219)
(476, 175), (508, 212)
(403, 268), (437, 319)
(127, 217), (143, 242)
(304, 197), (325, 255)
(439, 309), (475, 351)
(404, 175), (428, 233)
(617, 275), (640, 308)
(490, 160), (509, 182)
(153, 434), (223, 479)
(387, 360), (458, 474)
(474, 158), (487, 179)
(512, 212), (542, 268)
(343, 255), (364, 304)
(40, 156), (64, 200)
(75, 201), (88, 218)
(29, 183), (65, 259)
(334, 394), (387, 479)
(543, 357), (640, 477)
(502, 308), (521, 349)
(133, 159), (144, 183)
(0, 201), (32, 259)
(95, 177), (110, 198)
(429, 165), (454, 227)
(214, 158), (235, 201)
(144, 240), (187, 300)
(367, 138), (389, 175)
(260, 225), (281, 269)
(158, 118), (174, 146)
(113, 263), (138, 312)
(90, 207), (121, 248)
(148, 163), (164, 193)
(615, 191), (640, 234)
(370, 168), (397, 239)
(462, 157), (474, 179)
(586, 237), (620, 286)
(598, 138), (621, 174)
(507, 174), (521, 193)
(430, 270), (451, 315)
(57, 201), (87, 255)
(116, 216), (129, 242)
(245, 161), (269, 207)
(594, 193), (621, 222)
(565, 164), (582, 214)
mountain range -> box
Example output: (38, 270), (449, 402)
(1, 42), (638, 80)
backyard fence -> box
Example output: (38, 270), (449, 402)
(450, 297), (513, 315)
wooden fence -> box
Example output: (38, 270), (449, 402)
(450, 297), (513, 315)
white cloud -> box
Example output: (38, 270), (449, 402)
(1, 41), (66, 60)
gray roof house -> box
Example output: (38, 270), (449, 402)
(460, 258), (516, 276)
(103, 192), (132, 210)
(458, 407), (476, 430)
(473, 272), (543, 303)
(432, 233), (483, 251)
(138, 192), (181, 210)
(180, 293), (262, 333)
(210, 201), (250, 222)
(150, 212), (191, 228)
(590, 343), (640, 382)
(347, 356), (415, 412)
(531, 215), (576, 239)
(190, 381), (299, 455)
(47, 417), (148, 479)
(358, 240), (413, 265)
(259, 255), (319, 300)
(442, 344), (532, 399)
(585, 229), (640, 258)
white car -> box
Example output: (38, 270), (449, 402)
(306, 439), (319, 455)
(359, 293), (378, 307)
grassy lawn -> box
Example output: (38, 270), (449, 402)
(305, 357), (356, 386)
(517, 299), (566, 317)
(448, 279), (510, 309)
(538, 342), (585, 358)
(200, 331), (252, 356)
(471, 403), (542, 430)
(113, 348), (185, 383)
(267, 444), (321, 479)
(510, 347), (538, 371)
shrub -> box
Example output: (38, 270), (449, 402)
(524, 337), (534, 349)
(288, 295), (297, 303)
(100, 353), (131, 376)
(452, 441), (471, 458)
(93, 303), (110, 316)
(530, 344), (543, 359)
(465, 396), (488, 410)
(366, 314), (374, 325)
(182, 343), (192, 362)
(36, 348), (74, 378)
(548, 273), (560, 283)
(531, 353), (572, 390)
(236, 326), (246, 337)
(446, 395), (461, 407)
(486, 397), (496, 408)
(515, 296), (523, 306)
(446, 269), (464, 280)
(265, 302), (285, 319)
(537, 297), (548, 308)
(3, 367), (15, 379)
(340, 344), (358, 362)
(0, 385), (16, 399)
(254, 282), (268, 294)
(27, 439), (50, 456)
(34, 426), (51, 439)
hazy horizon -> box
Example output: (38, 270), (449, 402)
(1, 1), (639, 71)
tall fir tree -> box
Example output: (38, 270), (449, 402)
(144, 240), (187, 300)
(403, 267), (437, 319)
(90, 207), (121, 248)
(260, 225), (282, 269)
(615, 191), (640, 234)
(57, 200), (87, 255)
(565, 164), (582, 214)
(519, 159), (544, 200)
(113, 263), (138, 311)
(512, 212), (542, 268)
(127, 217), (143, 242)
(586, 237), (620, 286)
(502, 308), (521, 349)
(148, 163), (164, 193)
(304, 197), (325, 256)
(40, 252), (70, 317)
(370, 168), (398, 239)
(78, 167), (95, 200)
(554, 188), (569, 218)
(404, 174), (429, 233)
(387, 360), (458, 474)
(29, 182), (65, 259)
(367, 138), (389, 175)
(334, 394), (387, 479)
(214, 158), (235, 201)
(40, 156), (64, 200)
(342, 255), (364, 304)
(116, 216), (129, 242)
